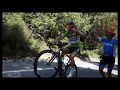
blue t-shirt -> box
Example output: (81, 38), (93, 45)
(99, 37), (118, 57)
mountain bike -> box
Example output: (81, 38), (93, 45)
(33, 41), (77, 78)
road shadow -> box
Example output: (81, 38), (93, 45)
(76, 55), (118, 72)
(76, 66), (117, 78)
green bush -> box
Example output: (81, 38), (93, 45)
(2, 13), (40, 58)
(81, 49), (100, 58)
(2, 12), (118, 59)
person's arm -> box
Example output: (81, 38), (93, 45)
(94, 20), (104, 42)
(51, 32), (67, 43)
(54, 36), (65, 42)
(72, 25), (85, 38)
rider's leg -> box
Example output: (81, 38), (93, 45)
(69, 48), (80, 68)
(67, 51), (77, 78)
(69, 51), (77, 68)
(60, 47), (70, 62)
(67, 48), (80, 77)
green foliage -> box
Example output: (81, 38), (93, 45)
(81, 49), (100, 58)
(3, 13), (38, 58)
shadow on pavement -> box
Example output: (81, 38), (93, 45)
(76, 66), (117, 78)
(86, 61), (118, 71)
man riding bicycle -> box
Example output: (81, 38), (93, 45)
(51, 19), (85, 77)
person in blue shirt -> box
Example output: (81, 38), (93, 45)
(96, 28), (118, 78)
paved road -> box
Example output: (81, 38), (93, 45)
(2, 57), (118, 78)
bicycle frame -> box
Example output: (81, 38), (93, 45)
(46, 43), (71, 77)
(46, 45), (71, 66)
(34, 41), (78, 78)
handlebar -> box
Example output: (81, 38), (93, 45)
(48, 41), (69, 50)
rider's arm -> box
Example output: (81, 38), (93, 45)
(52, 34), (66, 43)
(51, 31), (68, 44)
(55, 36), (65, 42)
(56, 31), (68, 41)
(72, 25), (85, 38)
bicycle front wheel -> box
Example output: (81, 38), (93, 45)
(33, 50), (58, 78)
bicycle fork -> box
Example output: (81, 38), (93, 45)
(57, 53), (65, 77)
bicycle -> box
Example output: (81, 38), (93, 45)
(33, 41), (77, 78)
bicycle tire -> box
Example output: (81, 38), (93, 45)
(33, 50), (58, 78)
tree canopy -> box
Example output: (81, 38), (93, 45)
(2, 12), (118, 58)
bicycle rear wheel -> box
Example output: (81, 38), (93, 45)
(34, 50), (58, 78)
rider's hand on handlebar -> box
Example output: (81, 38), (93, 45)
(50, 41), (58, 45)
(71, 25), (79, 33)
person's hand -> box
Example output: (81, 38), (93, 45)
(71, 25), (79, 32)
(72, 28), (78, 32)
(72, 24), (77, 28)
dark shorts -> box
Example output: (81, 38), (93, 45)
(67, 47), (80, 54)
(99, 55), (115, 73)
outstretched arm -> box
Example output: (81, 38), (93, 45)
(95, 19), (105, 43)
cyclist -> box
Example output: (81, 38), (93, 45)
(52, 19), (85, 77)
(95, 27), (118, 78)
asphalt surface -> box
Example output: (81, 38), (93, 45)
(2, 57), (118, 78)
